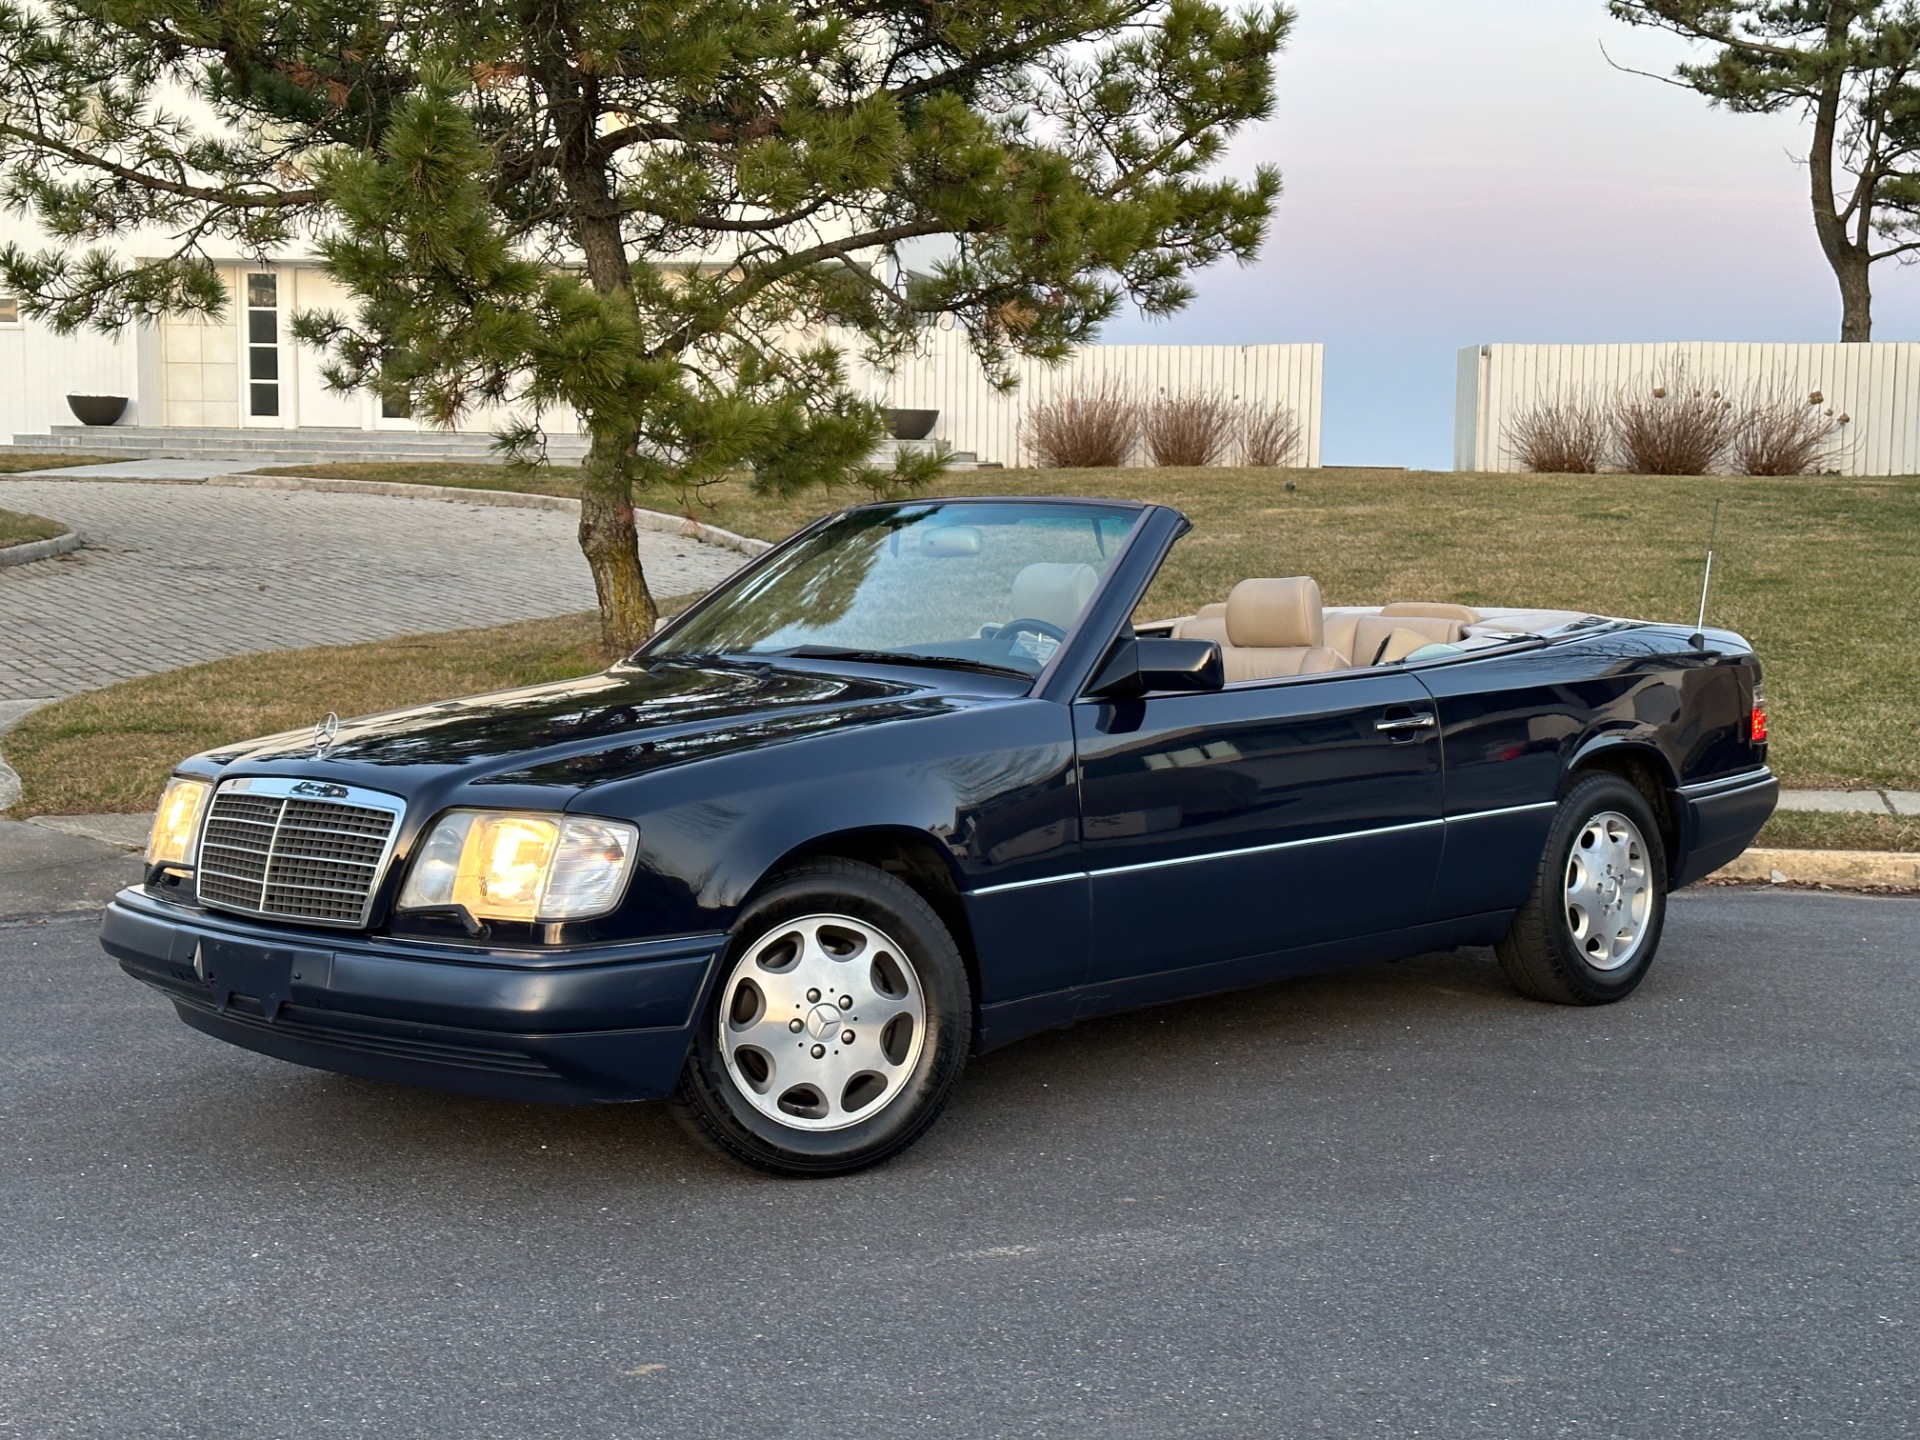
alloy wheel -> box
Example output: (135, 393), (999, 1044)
(1563, 810), (1653, 971)
(716, 914), (927, 1132)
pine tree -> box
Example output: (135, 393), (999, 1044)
(0, 0), (1290, 651)
(1610, 1), (1920, 342)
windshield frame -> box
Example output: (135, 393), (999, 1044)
(636, 496), (1157, 689)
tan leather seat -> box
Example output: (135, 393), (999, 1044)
(1175, 588), (1475, 674)
(1375, 627), (1443, 663)
(1172, 612), (1230, 645)
(1324, 604), (1480, 665)
(1208, 577), (1345, 681)
(1009, 562), (1100, 630)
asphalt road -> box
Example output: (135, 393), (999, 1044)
(1, 890), (1914, 1439)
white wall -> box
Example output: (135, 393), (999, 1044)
(0, 307), (141, 439)
(1456, 342), (1920, 475)
(872, 326), (1324, 467)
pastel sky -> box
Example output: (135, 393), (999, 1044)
(1099, 0), (1920, 467)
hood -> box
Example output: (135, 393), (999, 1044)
(193, 657), (1000, 801)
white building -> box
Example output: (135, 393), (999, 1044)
(1, 215), (1323, 467)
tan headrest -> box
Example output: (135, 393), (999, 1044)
(1381, 602), (1480, 622)
(1225, 577), (1324, 649)
(1009, 562), (1100, 629)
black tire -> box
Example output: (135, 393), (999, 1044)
(1495, 773), (1669, 1005)
(671, 859), (971, 1177)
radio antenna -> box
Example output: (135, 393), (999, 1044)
(1689, 497), (1723, 650)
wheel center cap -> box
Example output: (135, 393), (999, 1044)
(805, 1002), (842, 1040)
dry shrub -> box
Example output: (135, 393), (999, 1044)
(1240, 401), (1304, 467)
(1730, 386), (1848, 476)
(1140, 390), (1237, 467)
(1021, 377), (1140, 467)
(1611, 365), (1738, 475)
(1505, 394), (1611, 473)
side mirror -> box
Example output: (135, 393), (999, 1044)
(1086, 637), (1224, 700)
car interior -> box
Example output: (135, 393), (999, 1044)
(1138, 576), (1595, 684)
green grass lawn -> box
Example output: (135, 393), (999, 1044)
(1755, 810), (1919, 854)
(0, 506), (66, 547)
(6, 614), (612, 816)
(0, 451), (117, 473)
(8, 462), (1917, 846)
(256, 461), (1920, 793)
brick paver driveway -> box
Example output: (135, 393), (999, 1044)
(0, 478), (745, 701)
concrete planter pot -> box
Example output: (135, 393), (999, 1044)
(886, 408), (938, 441)
(67, 395), (129, 426)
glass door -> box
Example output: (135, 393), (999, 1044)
(243, 272), (283, 425)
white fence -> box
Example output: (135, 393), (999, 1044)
(1456, 342), (1920, 475)
(873, 326), (1323, 468)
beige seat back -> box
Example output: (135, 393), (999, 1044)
(1009, 562), (1100, 630)
(1217, 577), (1344, 681)
(1171, 585), (1474, 677)
(1322, 604), (1478, 665)
(1348, 614), (1462, 665)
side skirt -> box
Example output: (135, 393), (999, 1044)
(973, 910), (1516, 1053)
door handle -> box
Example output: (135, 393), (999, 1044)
(1375, 711), (1437, 734)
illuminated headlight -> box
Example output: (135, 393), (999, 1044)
(396, 811), (639, 923)
(146, 777), (212, 868)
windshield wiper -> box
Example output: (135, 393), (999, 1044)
(776, 646), (1031, 679)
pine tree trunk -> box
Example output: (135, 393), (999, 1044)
(1836, 249), (1873, 342)
(1806, 20), (1873, 343)
(578, 437), (658, 657)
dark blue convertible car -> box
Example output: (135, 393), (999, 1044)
(103, 497), (1778, 1175)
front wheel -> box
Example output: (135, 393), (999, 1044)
(1495, 773), (1669, 1005)
(671, 859), (971, 1177)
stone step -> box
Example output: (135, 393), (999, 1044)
(11, 428), (587, 466)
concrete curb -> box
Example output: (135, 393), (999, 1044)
(1712, 847), (1920, 892)
(209, 472), (775, 558)
(0, 525), (82, 568)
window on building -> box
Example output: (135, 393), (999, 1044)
(0, 295), (20, 326)
(245, 272), (279, 417)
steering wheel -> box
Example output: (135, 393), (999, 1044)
(995, 616), (1068, 660)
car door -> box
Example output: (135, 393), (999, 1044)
(1071, 669), (1445, 998)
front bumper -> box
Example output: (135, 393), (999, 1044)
(1671, 767), (1780, 889)
(101, 888), (725, 1104)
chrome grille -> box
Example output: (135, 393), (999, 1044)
(196, 779), (404, 928)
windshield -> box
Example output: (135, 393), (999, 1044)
(651, 500), (1139, 677)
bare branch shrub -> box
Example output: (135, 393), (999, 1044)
(1239, 401), (1304, 467)
(1729, 385), (1848, 475)
(1504, 393), (1611, 473)
(1611, 365), (1739, 475)
(1021, 377), (1140, 468)
(1140, 389), (1238, 467)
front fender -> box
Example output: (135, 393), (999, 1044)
(576, 697), (1080, 940)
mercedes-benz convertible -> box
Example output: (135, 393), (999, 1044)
(102, 497), (1778, 1175)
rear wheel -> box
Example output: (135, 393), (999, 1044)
(1495, 773), (1668, 1005)
(672, 859), (971, 1176)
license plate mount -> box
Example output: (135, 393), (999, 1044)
(195, 937), (302, 1017)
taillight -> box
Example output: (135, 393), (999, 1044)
(1750, 685), (1769, 745)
